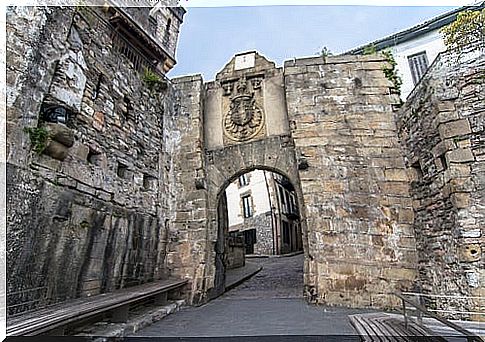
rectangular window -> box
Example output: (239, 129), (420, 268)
(285, 192), (291, 213)
(148, 16), (158, 36)
(283, 221), (290, 244)
(290, 194), (297, 213)
(239, 174), (249, 186)
(242, 195), (252, 218)
(408, 51), (429, 85)
(279, 186), (286, 210)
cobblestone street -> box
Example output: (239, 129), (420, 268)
(224, 254), (304, 299)
(132, 254), (373, 338)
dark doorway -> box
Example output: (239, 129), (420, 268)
(209, 191), (228, 299)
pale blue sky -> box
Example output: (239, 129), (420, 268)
(168, 5), (456, 81)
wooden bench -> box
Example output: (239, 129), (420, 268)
(7, 278), (188, 336)
(349, 312), (447, 342)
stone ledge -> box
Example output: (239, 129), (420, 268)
(75, 300), (186, 339)
(284, 54), (386, 68)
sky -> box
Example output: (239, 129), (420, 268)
(168, 5), (458, 81)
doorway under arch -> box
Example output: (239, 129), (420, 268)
(209, 166), (306, 300)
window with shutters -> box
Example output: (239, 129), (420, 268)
(238, 174), (249, 187)
(242, 195), (252, 218)
(408, 51), (429, 85)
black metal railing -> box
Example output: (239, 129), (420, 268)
(394, 292), (483, 342)
(76, 7), (169, 82)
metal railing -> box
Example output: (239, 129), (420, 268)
(394, 292), (484, 342)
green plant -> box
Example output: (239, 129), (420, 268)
(381, 49), (402, 95)
(440, 9), (485, 57)
(142, 67), (165, 91)
(319, 46), (333, 58)
(24, 127), (51, 154)
(363, 44), (377, 55)
(80, 221), (90, 229)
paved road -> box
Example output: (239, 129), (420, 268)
(132, 254), (372, 338)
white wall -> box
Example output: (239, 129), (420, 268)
(388, 29), (446, 99)
(226, 170), (271, 229)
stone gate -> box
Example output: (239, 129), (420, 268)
(168, 51), (418, 308)
(6, 5), (483, 319)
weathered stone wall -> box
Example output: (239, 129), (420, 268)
(229, 212), (274, 255)
(9, 7), (482, 316)
(253, 213), (274, 255)
(397, 52), (484, 319)
(226, 235), (245, 269)
(6, 6), (181, 314)
(284, 55), (418, 308)
(166, 75), (209, 304)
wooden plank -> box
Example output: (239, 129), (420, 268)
(350, 313), (443, 342)
(360, 315), (401, 342)
(378, 316), (412, 341)
(369, 316), (403, 341)
(9, 279), (187, 327)
(394, 293), (480, 341)
(349, 315), (376, 342)
(7, 278), (187, 336)
(9, 278), (187, 327)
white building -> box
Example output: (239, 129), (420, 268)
(346, 2), (484, 99)
(225, 170), (302, 255)
(226, 170), (271, 228)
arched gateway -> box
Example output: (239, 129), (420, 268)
(6, 6), (482, 320)
(168, 51), (418, 308)
(203, 53), (310, 299)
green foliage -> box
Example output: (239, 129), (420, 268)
(381, 49), (402, 95)
(75, 0), (89, 13)
(80, 221), (90, 229)
(319, 46), (333, 58)
(24, 127), (51, 154)
(440, 9), (485, 56)
(363, 44), (377, 55)
(142, 67), (165, 91)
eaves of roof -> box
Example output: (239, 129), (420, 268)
(345, 1), (484, 55)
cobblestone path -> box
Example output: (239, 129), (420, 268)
(132, 254), (371, 338)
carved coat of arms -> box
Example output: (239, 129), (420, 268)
(223, 77), (264, 142)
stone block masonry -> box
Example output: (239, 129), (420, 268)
(6, 6), (183, 314)
(7, 6), (483, 319)
(284, 55), (418, 309)
(397, 51), (485, 320)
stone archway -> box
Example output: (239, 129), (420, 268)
(171, 51), (418, 309)
(205, 142), (310, 299)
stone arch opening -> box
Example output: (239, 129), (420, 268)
(209, 165), (307, 300)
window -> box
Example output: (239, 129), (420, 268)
(163, 18), (171, 46)
(148, 15), (158, 36)
(282, 221), (290, 245)
(278, 186), (286, 211)
(117, 162), (128, 178)
(239, 174), (249, 187)
(285, 191), (291, 213)
(242, 195), (252, 218)
(408, 52), (429, 85)
(143, 174), (157, 191)
(290, 194), (297, 213)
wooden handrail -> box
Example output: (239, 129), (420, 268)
(394, 292), (483, 342)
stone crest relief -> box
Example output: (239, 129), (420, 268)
(222, 77), (265, 142)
